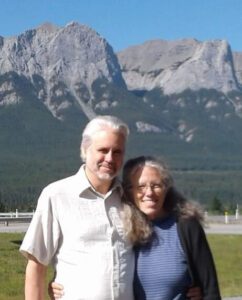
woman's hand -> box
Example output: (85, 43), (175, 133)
(48, 281), (64, 299)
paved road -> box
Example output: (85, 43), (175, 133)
(223, 298), (242, 300)
(205, 223), (242, 235)
(0, 222), (29, 233)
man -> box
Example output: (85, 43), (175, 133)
(20, 115), (134, 300)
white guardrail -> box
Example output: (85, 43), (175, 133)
(0, 210), (34, 226)
(0, 209), (241, 226)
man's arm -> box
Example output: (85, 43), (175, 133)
(25, 254), (47, 300)
(187, 286), (203, 300)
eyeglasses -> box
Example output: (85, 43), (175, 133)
(134, 183), (165, 193)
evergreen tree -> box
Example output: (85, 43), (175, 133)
(209, 196), (224, 214)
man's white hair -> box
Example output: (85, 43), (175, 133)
(80, 115), (129, 161)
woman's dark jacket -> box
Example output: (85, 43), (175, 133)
(177, 217), (221, 300)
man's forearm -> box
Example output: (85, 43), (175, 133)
(25, 256), (47, 300)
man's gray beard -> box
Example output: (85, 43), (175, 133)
(97, 172), (117, 181)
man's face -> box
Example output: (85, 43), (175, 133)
(84, 129), (125, 185)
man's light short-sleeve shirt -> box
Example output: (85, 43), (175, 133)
(20, 166), (134, 300)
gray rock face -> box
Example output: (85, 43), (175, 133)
(0, 22), (125, 119)
(118, 39), (239, 94)
(1, 21), (242, 125)
(233, 51), (242, 87)
(136, 121), (162, 133)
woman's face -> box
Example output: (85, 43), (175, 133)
(130, 165), (167, 220)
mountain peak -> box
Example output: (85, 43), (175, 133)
(118, 38), (239, 94)
(0, 22), (125, 119)
(36, 22), (59, 33)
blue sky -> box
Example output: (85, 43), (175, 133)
(1, 0), (242, 52)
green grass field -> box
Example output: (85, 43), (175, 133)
(207, 234), (242, 297)
(0, 232), (241, 299)
(0, 233), (53, 300)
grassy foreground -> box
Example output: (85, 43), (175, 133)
(0, 233), (53, 300)
(0, 232), (241, 299)
(207, 234), (242, 297)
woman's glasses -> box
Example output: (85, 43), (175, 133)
(134, 183), (165, 193)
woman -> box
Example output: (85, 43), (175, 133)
(122, 156), (221, 300)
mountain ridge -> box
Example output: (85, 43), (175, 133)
(118, 39), (240, 95)
(0, 22), (242, 209)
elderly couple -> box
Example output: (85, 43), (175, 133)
(20, 115), (221, 300)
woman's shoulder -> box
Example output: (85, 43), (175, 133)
(177, 215), (204, 235)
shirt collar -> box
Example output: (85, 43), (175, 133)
(75, 165), (123, 197)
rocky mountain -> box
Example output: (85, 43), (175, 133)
(1, 22), (242, 209)
(118, 39), (242, 113)
(116, 39), (242, 149)
(0, 22), (125, 120)
(233, 51), (242, 86)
